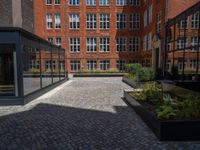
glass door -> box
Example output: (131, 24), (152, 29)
(0, 44), (16, 96)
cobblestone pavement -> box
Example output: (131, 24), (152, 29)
(0, 77), (200, 150)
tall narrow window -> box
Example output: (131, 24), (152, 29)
(116, 37), (126, 52)
(69, 14), (80, 29)
(100, 37), (110, 52)
(130, 13), (140, 29)
(117, 14), (126, 29)
(191, 37), (199, 51)
(55, 13), (61, 29)
(46, 14), (53, 29)
(129, 37), (139, 52)
(148, 4), (152, 24)
(87, 38), (97, 52)
(117, 60), (125, 71)
(86, 14), (96, 29)
(48, 37), (54, 44)
(177, 37), (187, 50)
(99, 14), (110, 29)
(99, 0), (109, 5)
(116, 0), (126, 6)
(156, 11), (161, 33)
(144, 10), (147, 27)
(191, 12), (199, 29)
(147, 32), (152, 50)
(86, 0), (96, 6)
(143, 35), (147, 51)
(70, 38), (80, 52)
(179, 19), (188, 29)
(55, 37), (61, 47)
(69, 0), (79, 5)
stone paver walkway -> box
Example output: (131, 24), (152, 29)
(0, 77), (200, 149)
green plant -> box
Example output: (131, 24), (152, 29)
(131, 91), (145, 101)
(142, 82), (162, 104)
(138, 67), (155, 81)
(124, 63), (142, 74)
(126, 73), (137, 81)
(179, 95), (200, 119)
(156, 105), (177, 120)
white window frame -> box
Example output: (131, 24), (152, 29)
(87, 60), (97, 70)
(147, 32), (152, 50)
(156, 11), (161, 33)
(86, 0), (96, 6)
(129, 37), (139, 52)
(87, 37), (97, 52)
(191, 12), (199, 29)
(55, 13), (61, 29)
(179, 18), (188, 29)
(54, 0), (61, 5)
(143, 35), (147, 51)
(55, 37), (61, 47)
(148, 4), (152, 24)
(116, 37), (126, 52)
(116, 0), (127, 6)
(191, 36), (199, 51)
(69, 0), (79, 5)
(117, 60), (125, 71)
(100, 60), (110, 70)
(86, 14), (96, 29)
(130, 13), (140, 29)
(70, 38), (80, 52)
(70, 60), (80, 71)
(47, 37), (54, 44)
(46, 13), (53, 29)
(99, 0), (109, 6)
(46, 0), (52, 5)
(177, 37), (187, 50)
(117, 14), (126, 29)
(69, 14), (80, 29)
(99, 14), (110, 29)
(100, 37), (110, 52)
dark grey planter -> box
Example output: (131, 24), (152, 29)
(122, 77), (144, 88)
(124, 91), (200, 141)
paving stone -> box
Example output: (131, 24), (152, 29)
(0, 77), (200, 149)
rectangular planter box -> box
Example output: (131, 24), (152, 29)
(73, 73), (126, 77)
(124, 91), (200, 141)
(122, 77), (143, 88)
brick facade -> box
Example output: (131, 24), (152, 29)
(34, 0), (199, 73)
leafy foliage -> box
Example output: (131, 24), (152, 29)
(137, 67), (155, 81)
(156, 105), (177, 120)
(142, 82), (162, 104)
(125, 63), (142, 74)
(131, 91), (145, 101)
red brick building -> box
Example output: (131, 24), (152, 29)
(34, 0), (199, 73)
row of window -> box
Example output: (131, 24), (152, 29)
(67, 37), (140, 52)
(46, 0), (140, 6)
(46, 13), (140, 29)
(70, 60), (139, 71)
(179, 12), (200, 29)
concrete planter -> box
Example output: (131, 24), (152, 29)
(124, 91), (200, 141)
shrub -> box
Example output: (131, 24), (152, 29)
(156, 105), (177, 120)
(125, 63), (142, 74)
(131, 91), (145, 101)
(126, 73), (137, 81)
(142, 82), (162, 104)
(179, 95), (200, 119)
(138, 67), (155, 81)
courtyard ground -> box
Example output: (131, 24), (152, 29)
(0, 77), (200, 149)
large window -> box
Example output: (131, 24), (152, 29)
(100, 37), (110, 52)
(116, 37), (126, 52)
(99, 14), (110, 29)
(70, 38), (80, 52)
(117, 60), (125, 71)
(117, 14), (126, 29)
(100, 60), (110, 70)
(130, 13), (140, 29)
(46, 13), (53, 29)
(87, 60), (97, 70)
(130, 0), (140, 6)
(99, 0), (109, 5)
(86, 14), (96, 29)
(69, 14), (80, 29)
(177, 37), (187, 50)
(191, 12), (199, 29)
(179, 19), (188, 29)
(191, 36), (199, 51)
(69, 0), (79, 5)
(86, 0), (96, 6)
(48, 37), (54, 44)
(148, 4), (152, 24)
(70, 60), (80, 71)
(129, 37), (139, 52)
(55, 13), (61, 29)
(87, 37), (97, 52)
(116, 0), (126, 6)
